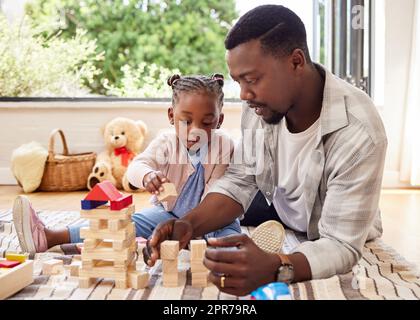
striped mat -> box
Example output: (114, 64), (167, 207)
(1, 209), (419, 300)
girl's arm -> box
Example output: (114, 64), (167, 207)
(126, 132), (171, 189)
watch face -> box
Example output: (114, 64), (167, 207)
(277, 265), (294, 283)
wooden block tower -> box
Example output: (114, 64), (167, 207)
(78, 180), (149, 289)
(190, 239), (208, 287)
(161, 240), (179, 287)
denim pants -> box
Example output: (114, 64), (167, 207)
(68, 205), (241, 243)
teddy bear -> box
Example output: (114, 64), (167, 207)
(87, 117), (148, 192)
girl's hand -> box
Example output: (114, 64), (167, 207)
(143, 171), (168, 195)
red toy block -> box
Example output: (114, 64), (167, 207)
(85, 180), (122, 202)
(0, 260), (21, 268)
(110, 194), (133, 211)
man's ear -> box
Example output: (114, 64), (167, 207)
(217, 112), (224, 128)
(290, 48), (306, 71)
(168, 107), (174, 125)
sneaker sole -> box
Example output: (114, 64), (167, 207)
(251, 220), (285, 254)
(12, 195), (36, 254)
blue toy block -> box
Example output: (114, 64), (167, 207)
(81, 200), (108, 210)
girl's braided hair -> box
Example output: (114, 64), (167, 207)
(167, 74), (225, 108)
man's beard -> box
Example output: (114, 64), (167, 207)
(264, 111), (285, 124)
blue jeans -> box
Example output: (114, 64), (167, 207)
(68, 205), (241, 243)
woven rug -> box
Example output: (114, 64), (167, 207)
(1, 209), (419, 300)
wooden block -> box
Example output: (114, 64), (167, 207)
(115, 278), (128, 289)
(90, 219), (108, 231)
(81, 200), (108, 210)
(157, 183), (178, 202)
(79, 277), (94, 288)
(42, 259), (64, 275)
(83, 239), (101, 250)
(128, 271), (149, 289)
(190, 239), (207, 260)
(82, 243), (136, 261)
(191, 271), (209, 287)
(68, 261), (81, 277)
(162, 259), (178, 274)
(5, 252), (29, 263)
(108, 219), (128, 232)
(85, 181), (123, 201)
(161, 240), (179, 260)
(80, 204), (135, 220)
(81, 260), (94, 269)
(0, 268), (10, 275)
(110, 194), (133, 211)
(113, 231), (136, 251)
(0, 260), (21, 268)
(80, 223), (135, 241)
(79, 262), (128, 280)
(162, 271), (178, 287)
(190, 260), (207, 273)
(0, 259), (33, 300)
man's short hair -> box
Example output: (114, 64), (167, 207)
(225, 5), (311, 62)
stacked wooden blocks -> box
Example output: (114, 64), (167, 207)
(79, 203), (149, 289)
(190, 239), (208, 287)
(78, 181), (149, 289)
(161, 240), (179, 287)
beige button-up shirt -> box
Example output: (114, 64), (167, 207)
(209, 65), (388, 279)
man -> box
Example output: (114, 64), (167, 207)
(144, 5), (387, 296)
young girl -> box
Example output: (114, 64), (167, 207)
(12, 74), (241, 254)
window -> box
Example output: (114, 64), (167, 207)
(0, 0), (373, 99)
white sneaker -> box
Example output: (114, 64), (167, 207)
(251, 220), (285, 254)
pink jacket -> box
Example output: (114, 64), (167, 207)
(126, 130), (234, 211)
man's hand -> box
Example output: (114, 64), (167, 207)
(143, 218), (193, 266)
(203, 234), (279, 296)
(143, 171), (168, 195)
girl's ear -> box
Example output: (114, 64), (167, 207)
(217, 112), (224, 128)
(168, 107), (175, 125)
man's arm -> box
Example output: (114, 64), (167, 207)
(294, 137), (387, 279)
(181, 193), (243, 238)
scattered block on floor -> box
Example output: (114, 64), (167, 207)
(42, 259), (64, 275)
(0, 259), (34, 300)
(79, 277), (95, 288)
(129, 271), (149, 289)
(161, 240), (179, 260)
(0, 260), (21, 268)
(191, 271), (209, 288)
(5, 252), (29, 263)
(157, 183), (178, 202)
(190, 239), (207, 260)
(65, 261), (81, 277)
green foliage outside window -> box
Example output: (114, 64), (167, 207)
(25, 0), (238, 96)
(0, 15), (102, 97)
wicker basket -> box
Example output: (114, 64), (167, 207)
(38, 129), (96, 191)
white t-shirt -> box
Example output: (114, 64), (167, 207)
(273, 117), (320, 232)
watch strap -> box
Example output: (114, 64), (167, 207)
(277, 253), (292, 267)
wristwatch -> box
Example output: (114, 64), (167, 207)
(275, 254), (294, 284)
